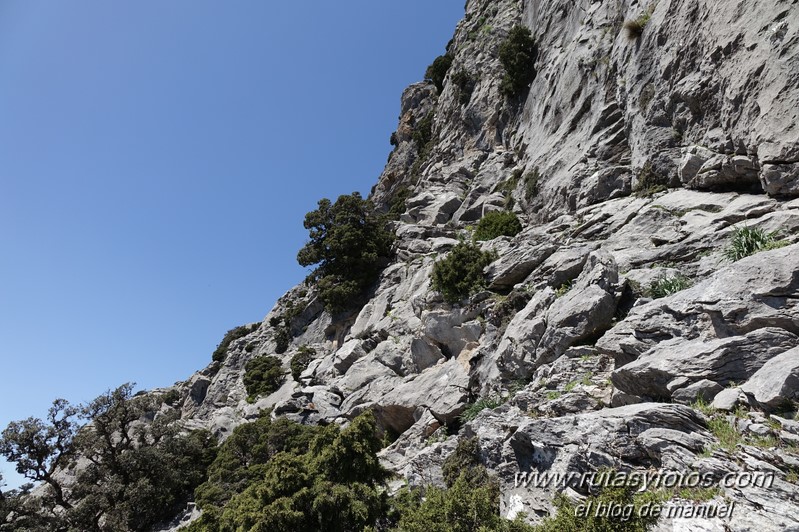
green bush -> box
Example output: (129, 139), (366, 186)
(290, 346), (316, 382)
(412, 111), (435, 157)
(647, 274), (691, 299)
(212, 323), (259, 362)
(524, 169), (540, 201)
(723, 226), (788, 262)
(624, 8), (653, 39)
(0, 385), (217, 532)
(393, 437), (534, 531)
(473, 211), (523, 241)
(536, 478), (663, 532)
(451, 69), (477, 105)
(388, 186), (412, 220)
(499, 26), (538, 97)
(243, 356), (284, 401)
(297, 192), (394, 314)
(425, 53), (454, 93)
(189, 412), (389, 532)
(633, 162), (669, 197)
(431, 242), (497, 303)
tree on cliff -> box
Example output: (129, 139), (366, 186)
(0, 384), (216, 531)
(297, 192), (394, 314)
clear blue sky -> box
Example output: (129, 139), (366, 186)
(0, 1), (463, 488)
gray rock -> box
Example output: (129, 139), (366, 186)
(611, 328), (798, 400)
(711, 387), (744, 411)
(741, 347), (799, 410)
(671, 379), (725, 405)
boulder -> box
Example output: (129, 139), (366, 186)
(741, 347), (799, 410)
(611, 328), (798, 400)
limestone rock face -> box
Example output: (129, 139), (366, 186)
(139, 0), (799, 530)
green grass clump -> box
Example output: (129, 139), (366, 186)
(555, 280), (573, 298)
(460, 398), (502, 423)
(431, 241), (497, 303)
(723, 226), (788, 261)
(706, 416), (743, 453)
(647, 274), (691, 299)
(473, 211), (523, 241)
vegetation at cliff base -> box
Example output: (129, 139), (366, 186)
(474, 210), (523, 241)
(499, 26), (538, 97)
(297, 192), (394, 314)
(431, 241), (497, 303)
(188, 411), (389, 532)
(0, 384), (216, 532)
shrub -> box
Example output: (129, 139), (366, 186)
(647, 274), (691, 299)
(524, 169), (540, 201)
(624, 9), (653, 39)
(190, 412), (389, 532)
(212, 323), (259, 362)
(723, 226), (788, 262)
(388, 186), (412, 220)
(633, 162), (669, 197)
(499, 26), (538, 97)
(297, 193), (394, 314)
(412, 111), (435, 157)
(290, 346), (316, 382)
(243, 356), (284, 401)
(393, 438), (534, 531)
(473, 211), (523, 241)
(425, 53), (454, 93)
(451, 69), (477, 105)
(274, 325), (290, 354)
(536, 476), (663, 532)
(430, 242), (497, 303)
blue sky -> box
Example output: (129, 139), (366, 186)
(0, 1), (464, 488)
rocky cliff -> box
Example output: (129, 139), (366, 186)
(159, 0), (799, 529)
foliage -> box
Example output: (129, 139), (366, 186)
(425, 53), (454, 93)
(499, 26), (538, 97)
(459, 398), (502, 423)
(536, 480), (663, 532)
(412, 111), (435, 158)
(274, 325), (290, 354)
(524, 169), (540, 201)
(624, 8), (653, 39)
(193, 415), (323, 512)
(633, 162), (669, 197)
(555, 280), (573, 298)
(290, 345), (316, 382)
(706, 416), (743, 453)
(473, 211), (523, 241)
(388, 186), (412, 220)
(723, 226), (788, 262)
(243, 356), (284, 401)
(392, 438), (534, 531)
(297, 192), (394, 314)
(647, 274), (691, 299)
(212, 323), (259, 362)
(0, 384), (217, 532)
(451, 69), (477, 105)
(189, 411), (389, 532)
(430, 241), (497, 303)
